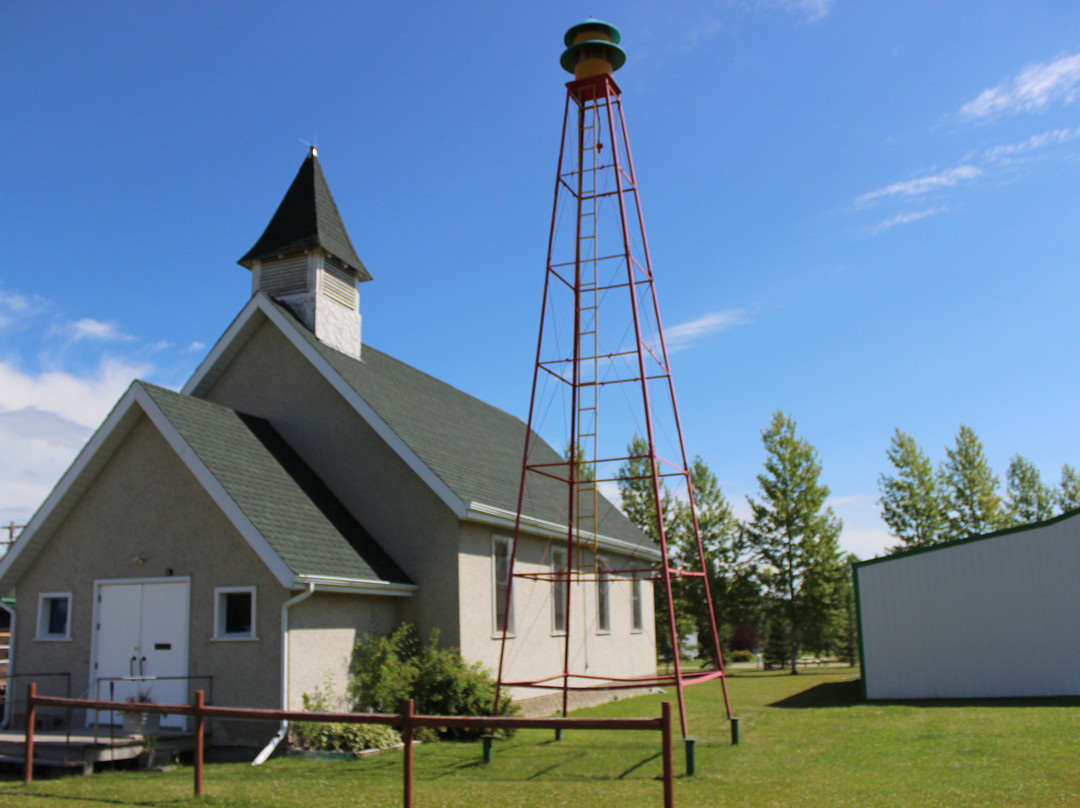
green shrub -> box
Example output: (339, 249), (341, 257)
(349, 623), (518, 740)
(730, 648), (756, 663)
(291, 687), (402, 754)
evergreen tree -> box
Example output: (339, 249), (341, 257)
(878, 429), (946, 549)
(616, 435), (675, 547)
(1005, 455), (1054, 525)
(672, 455), (744, 664)
(744, 412), (844, 674)
(939, 425), (1004, 540)
(1057, 464), (1080, 513)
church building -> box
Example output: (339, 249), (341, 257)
(0, 149), (660, 749)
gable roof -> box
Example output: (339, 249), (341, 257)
(185, 295), (658, 559)
(0, 381), (413, 594)
(238, 148), (371, 280)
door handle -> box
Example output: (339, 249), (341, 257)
(140, 656), (147, 676)
(130, 656), (137, 676)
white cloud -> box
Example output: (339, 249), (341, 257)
(0, 291), (31, 312)
(0, 358), (147, 429)
(866, 206), (948, 235)
(186, 341), (206, 352)
(0, 358), (148, 525)
(747, 0), (836, 23)
(68, 317), (135, 342)
(856, 166), (980, 208)
(664, 309), (751, 353)
(0, 289), (47, 330)
(983, 125), (1080, 162)
(961, 52), (1080, 119)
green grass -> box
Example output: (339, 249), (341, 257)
(5, 668), (1080, 806)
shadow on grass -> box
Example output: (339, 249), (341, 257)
(770, 678), (863, 708)
(872, 695), (1080, 709)
(616, 752), (659, 779)
(770, 677), (1080, 710)
(0, 788), (184, 806)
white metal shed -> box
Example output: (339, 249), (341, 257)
(855, 509), (1080, 700)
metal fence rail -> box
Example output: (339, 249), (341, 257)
(23, 683), (676, 808)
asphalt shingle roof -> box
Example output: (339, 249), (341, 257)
(238, 148), (370, 279)
(141, 382), (409, 583)
(274, 304), (651, 552)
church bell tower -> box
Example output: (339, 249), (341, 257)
(239, 147), (372, 358)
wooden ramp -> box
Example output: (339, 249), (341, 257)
(0, 728), (195, 774)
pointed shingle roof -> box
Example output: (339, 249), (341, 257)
(239, 148), (371, 280)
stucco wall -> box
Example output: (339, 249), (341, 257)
(200, 318), (461, 645)
(286, 591), (403, 710)
(857, 514), (1080, 699)
(13, 415), (286, 746)
(457, 521), (657, 706)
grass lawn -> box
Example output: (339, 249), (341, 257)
(4, 667), (1080, 806)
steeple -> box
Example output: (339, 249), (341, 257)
(239, 147), (371, 358)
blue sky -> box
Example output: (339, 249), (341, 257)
(3, 1), (1080, 558)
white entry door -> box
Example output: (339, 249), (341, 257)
(92, 579), (189, 729)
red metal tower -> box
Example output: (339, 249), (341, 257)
(495, 19), (732, 738)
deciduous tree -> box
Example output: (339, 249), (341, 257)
(939, 425), (1004, 540)
(878, 429), (946, 549)
(1057, 464), (1080, 513)
(1005, 454), (1054, 525)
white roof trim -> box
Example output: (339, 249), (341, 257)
(464, 501), (663, 561)
(131, 385), (297, 589)
(183, 294), (468, 520)
(294, 575), (418, 596)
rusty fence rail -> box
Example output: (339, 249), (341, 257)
(23, 682), (676, 808)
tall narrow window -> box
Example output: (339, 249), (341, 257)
(596, 557), (610, 633)
(36, 593), (71, 640)
(552, 548), (568, 634)
(631, 569), (644, 632)
(493, 537), (515, 635)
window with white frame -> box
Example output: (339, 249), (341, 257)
(551, 548), (568, 635)
(492, 537), (515, 635)
(36, 592), (72, 640)
(631, 569), (644, 633)
(596, 557), (611, 633)
(214, 587), (256, 640)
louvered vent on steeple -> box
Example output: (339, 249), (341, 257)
(257, 254), (309, 298)
(321, 256), (358, 308)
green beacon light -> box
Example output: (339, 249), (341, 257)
(560, 17), (626, 79)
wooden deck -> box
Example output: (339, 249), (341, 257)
(0, 728), (196, 774)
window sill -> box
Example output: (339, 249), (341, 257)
(211, 635), (260, 642)
(34, 636), (72, 642)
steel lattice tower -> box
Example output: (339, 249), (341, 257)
(495, 19), (732, 738)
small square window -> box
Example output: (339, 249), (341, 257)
(214, 587), (256, 640)
(37, 593), (71, 640)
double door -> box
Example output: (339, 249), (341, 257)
(92, 579), (189, 728)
